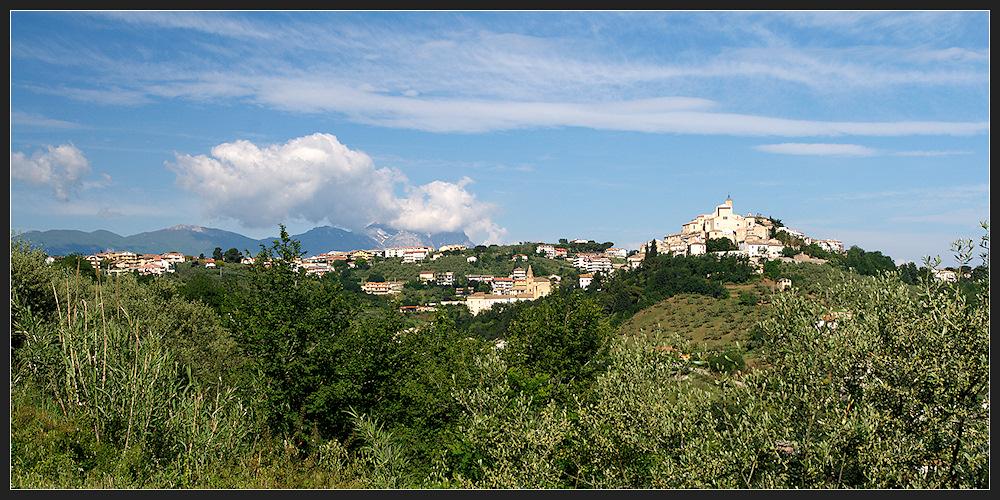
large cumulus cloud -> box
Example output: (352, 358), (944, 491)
(10, 144), (91, 201)
(168, 133), (507, 244)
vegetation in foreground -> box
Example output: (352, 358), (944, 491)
(9, 223), (989, 489)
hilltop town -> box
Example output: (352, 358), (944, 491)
(648, 196), (842, 261)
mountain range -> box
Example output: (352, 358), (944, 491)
(18, 223), (476, 258)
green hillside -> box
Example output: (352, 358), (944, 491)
(616, 283), (772, 351)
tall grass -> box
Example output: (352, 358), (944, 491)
(11, 272), (256, 487)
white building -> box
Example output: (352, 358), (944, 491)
(604, 247), (628, 259)
(491, 277), (515, 295)
(627, 254), (644, 269)
(402, 248), (431, 263)
(934, 269), (958, 282)
(361, 281), (406, 295)
(536, 244), (555, 257)
(436, 271), (455, 286)
(814, 239), (844, 254)
(738, 238), (785, 260)
(465, 292), (534, 315)
(385, 246), (433, 259)
(573, 253), (612, 274)
(160, 252), (186, 264)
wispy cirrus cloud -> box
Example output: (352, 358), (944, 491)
(14, 12), (989, 137)
(754, 142), (879, 156)
(9, 110), (84, 129)
(755, 142), (983, 157)
(894, 149), (974, 157)
(812, 183), (989, 203)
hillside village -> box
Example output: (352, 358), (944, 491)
(54, 197), (870, 315)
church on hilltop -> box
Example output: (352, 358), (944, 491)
(646, 196), (842, 261)
(649, 196), (778, 258)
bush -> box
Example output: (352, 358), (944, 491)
(706, 351), (745, 374)
(737, 290), (758, 307)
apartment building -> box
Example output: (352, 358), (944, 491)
(361, 281), (405, 295)
(573, 253), (612, 274)
(384, 246), (434, 259)
(435, 271), (455, 286)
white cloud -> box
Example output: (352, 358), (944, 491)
(10, 144), (92, 201)
(257, 77), (990, 136)
(393, 177), (508, 244)
(168, 133), (506, 243)
(754, 142), (879, 156)
(894, 150), (973, 157)
(9, 110), (83, 129)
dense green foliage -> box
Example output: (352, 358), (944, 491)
(829, 245), (898, 277)
(10, 224), (989, 489)
(503, 288), (615, 407)
(706, 237), (737, 253)
(231, 226), (359, 442)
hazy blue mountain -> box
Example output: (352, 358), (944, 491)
(19, 225), (261, 258)
(131, 225), (263, 257)
(19, 223), (476, 258)
(18, 229), (128, 257)
(259, 226), (381, 257)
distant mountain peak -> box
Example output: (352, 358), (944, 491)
(362, 223), (473, 250)
(165, 224), (207, 232)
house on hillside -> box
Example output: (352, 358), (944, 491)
(436, 271), (455, 286)
(934, 269), (957, 282)
(161, 252), (186, 264)
(604, 247), (628, 259)
(465, 292), (534, 315)
(627, 253), (644, 269)
(814, 239), (844, 254)
(361, 281), (405, 295)
(491, 277), (514, 295)
(739, 237), (785, 260)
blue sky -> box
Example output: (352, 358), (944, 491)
(10, 11), (990, 265)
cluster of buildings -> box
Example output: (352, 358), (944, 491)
(72, 250), (188, 276)
(298, 244), (469, 277)
(463, 266), (555, 315)
(534, 244), (568, 259)
(362, 263), (558, 316)
(646, 196), (843, 263)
